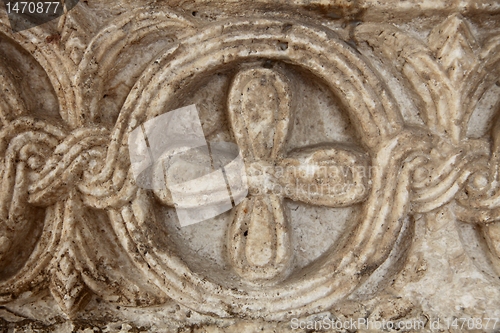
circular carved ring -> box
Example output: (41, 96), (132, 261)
(113, 18), (426, 319)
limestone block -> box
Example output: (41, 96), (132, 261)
(0, 0), (499, 331)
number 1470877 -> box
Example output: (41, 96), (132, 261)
(5, 2), (60, 14)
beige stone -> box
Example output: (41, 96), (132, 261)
(0, 0), (500, 331)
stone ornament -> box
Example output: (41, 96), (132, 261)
(0, 1), (500, 329)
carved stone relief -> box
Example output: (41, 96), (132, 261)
(0, 0), (500, 331)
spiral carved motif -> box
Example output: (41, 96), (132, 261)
(0, 4), (500, 325)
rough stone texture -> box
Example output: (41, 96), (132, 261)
(0, 0), (500, 332)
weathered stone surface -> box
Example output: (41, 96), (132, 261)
(0, 0), (500, 331)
